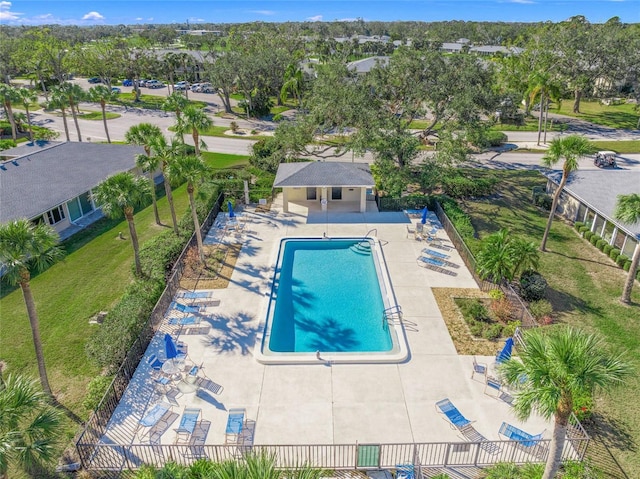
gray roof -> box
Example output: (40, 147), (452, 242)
(1, 140), (63, 158)
(346, 56), (389, 74)
(546, 169), (640, 238)
(0, 142), (144, 222)
(274, 161), (374, 188)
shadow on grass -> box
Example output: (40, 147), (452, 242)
(546, 248), (620, 270)
(545, 286), (602, 315)
(584, 412), (636, 479)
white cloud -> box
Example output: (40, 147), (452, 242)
(82, 11), (104, 21)
(0, 1), (22, 21)
(502, 0), (535, 4)
(250, 10), (275, 16)
(306, 15), (323, 22)
(338, 18), (358, 22)
(135, 17), (143, 21)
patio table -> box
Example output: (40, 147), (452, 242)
(162, 358), (183, 380)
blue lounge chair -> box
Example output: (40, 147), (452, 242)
(418, 255), (459, 269)
(168, 316), (201, 326)
(417, 256), (457, 276)
(395, 464), (414, 479)
(435, 398), (472, 431)
(499, 422), (546, 457)
(178, 291), (212, 300)
(147, 354), (164, 370)
(421, 248), (450, 260)
(139, 402), (171, 428)
(170, 302), (202, 314)
(174, 407), (201, 443)
(224, 408), (245, 444)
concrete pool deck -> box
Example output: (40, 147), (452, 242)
(100, 196), (550, 449)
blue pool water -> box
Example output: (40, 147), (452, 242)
(267, 239), (392, 353)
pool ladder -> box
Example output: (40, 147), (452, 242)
(383, 305), (403, 328)
(350, 228), (378, 255)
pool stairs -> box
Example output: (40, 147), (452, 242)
(349, 241), (372, 255)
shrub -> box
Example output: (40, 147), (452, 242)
(528, 299), (553, 320)
(596, 239), (606, 251)
(519, 270), (547, 301)
(623, 260), (632, 272)
(574, 221), (585, 231)
(590, 234), (601, 246)
(578, 225), (589, 234)
(469, 322), (485, 337)
(503, 320), (521, 338)
(572, 393), (594, 424)
(610, 248), (620, 261)
(272, 113), (283, 122)
(230, 121), (239, 133)
(490, 297), (514, 322)
(439, 196), (475, 240)
(83, 375), (114, 411)
(460, 299), (490, 322)
(584, 231), (594, 241)
(482, 323), (504, 340)
(0, 139), (17, 151)
(616, 254), (629, 268)
(441, 174), (498, 199)
(603, 244), (613, 255)
(488, 289), (504, 300)
(533, 192), (553, 210)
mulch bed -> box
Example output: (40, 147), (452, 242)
(432, 287), (506, 356)
(179, 243), (242, 290)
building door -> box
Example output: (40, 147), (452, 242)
(306, 188), (317, 200)
(331, 187), (342, 200)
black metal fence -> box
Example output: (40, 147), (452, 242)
(433, 202), (537, 328)
(75, 193), (224, 465)
(77, 436), (590, 476)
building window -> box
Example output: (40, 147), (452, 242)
(46, 205), (66, 225)
(331, 187), (342, 200)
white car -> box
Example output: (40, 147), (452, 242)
(146, 80), (164, 89)
(174, 81), (189, 91)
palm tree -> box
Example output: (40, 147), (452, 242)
(135, 153), (162, 225)
(150, 134), (187, 235)
(476, 230), (540, 283)
(162, 92), (189, 141)
(125, 123), (162, 157)
(280, 63), (305, 108)
(49, 86), (71, 142)
(88, 85), (117, 143)
(0, 374), (63, 479)
(92, 172), (151, 276)
(168, 154), (210, 262)
(177, 106), (212, 156)
(0, 220), (64, 396)
(0, 84), (20, 141)
(61, 83), (86, 142)
(614, 193), (640, 304)
(16, 87), (38, 143)
(540, 135), (595, 252)
(501, 327), (631, 479)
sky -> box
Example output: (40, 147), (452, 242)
(0, 0), (638, 26)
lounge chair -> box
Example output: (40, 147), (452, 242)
(224, 408), (246, 444)
(471, 357), (487, 380)
(421, 248), (450, 260)
(196, 377), (224, 395)
(425, 239), (453, 251)
(168, 316), (201, 326)
(406, 224), (417, 239)
(184, 420), (211, 459)
(459, 425), (502, 454)
(418, 255), (459, 269)
(174, 407), (201, 443)
(147, 411), (178, 445)
(435, 398), (473, 431)
(147, 354), (164, 370)
(498, 422), (546, 458)
(170, 301), (203, 314)
(177, 291), (213, 300)
(416, 257), (457, 276)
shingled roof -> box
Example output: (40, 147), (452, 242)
(0, 142), (144, 223)
(546, 169), (640, 238)
(274, 161), (374, 188)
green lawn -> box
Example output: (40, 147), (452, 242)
(201, 152), (250, 169)
(551, 100), (640, 130)
(170, 124), (263, 141)
(0, 187), (189, 418)
(111, 94), (207, 110)
(591, 140), (640, 154)
(459, 169), (640, 477)
(78, 111), (121, 121)
(491, 116), (568, 132)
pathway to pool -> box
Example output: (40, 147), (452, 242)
(100, 196), (550, 449)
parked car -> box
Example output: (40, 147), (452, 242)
(594, 151), (617, 168)
(190, 83), (202, 92)
(122, 79), (133, 86)
(146, 80), (164, 89)
(88, 77), (102, 84)
(201, 85), (216, 93)
(138, 79), (149, 87)
(111, 87), (121, 94)
(174, 81), (189, 91)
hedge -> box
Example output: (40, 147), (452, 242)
(610, 248), (621, 261)
(574, 221), (585, 231)
(584, 231), (594, 241)
(438, 196), (476, 241)
(603, 244), (613, 256)
(590, 235), (601, 246)
(616, 255), (630, 268)
(596, 239), (606, 251)
(623, 261), (632, 272)
(578, 226), (589, 234)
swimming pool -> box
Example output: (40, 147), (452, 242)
(255, 237), (408, 364)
